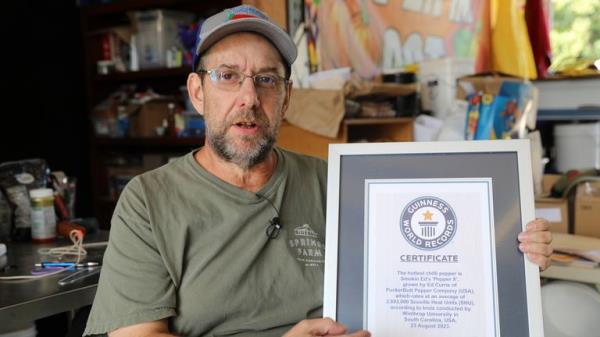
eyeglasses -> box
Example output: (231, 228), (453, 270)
(198, 67), (288, 94)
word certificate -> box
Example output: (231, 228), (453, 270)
(364, 178), (499, 337)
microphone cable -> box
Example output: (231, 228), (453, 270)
(256, 193), (282, 239)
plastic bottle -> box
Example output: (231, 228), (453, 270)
(117, 105), (130, 137)
(7, 185), (32, 242)
(130, 34), (139, 72)
(29, 188), (56, 243)
(167, 103), (177, 137)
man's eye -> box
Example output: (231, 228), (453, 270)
(218, 71), (238, 81)
(255, 75), (277, 86)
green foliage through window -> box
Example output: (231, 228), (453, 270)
(550, 0), (600, 71)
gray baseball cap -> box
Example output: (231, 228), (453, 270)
(192, 5), (297, 71)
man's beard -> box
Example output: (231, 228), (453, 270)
(206, 109), (280, 170)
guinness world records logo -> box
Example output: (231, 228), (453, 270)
(400, 196), (457, 250)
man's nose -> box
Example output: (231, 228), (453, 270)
(238, 76), (260, 108)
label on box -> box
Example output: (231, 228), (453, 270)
(535, 208), (562, 223)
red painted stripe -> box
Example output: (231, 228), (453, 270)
(230, 13), (258, 20)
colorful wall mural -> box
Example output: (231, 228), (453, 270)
(305, 0), (483, 79)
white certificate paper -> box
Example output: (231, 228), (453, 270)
(364, 178), (499, 337)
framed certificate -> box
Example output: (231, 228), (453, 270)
(324, 140), (543, 337)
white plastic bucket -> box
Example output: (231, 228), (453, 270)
(554, 122), (600, 173)
(542, 281), (600, 337)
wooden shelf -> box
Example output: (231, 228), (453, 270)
(80, 0), (241, 38)
(277, 117), (414, 160)
(81, 0), (290, 228)
(94, 67), (192, 82)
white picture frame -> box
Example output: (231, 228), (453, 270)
(323, 139), (543, 337)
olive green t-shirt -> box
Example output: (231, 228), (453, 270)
(84, 147), (328, 337)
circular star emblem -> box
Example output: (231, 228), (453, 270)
(399, 196), (457, 250)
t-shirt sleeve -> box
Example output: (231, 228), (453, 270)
(84, 177), (176, 336)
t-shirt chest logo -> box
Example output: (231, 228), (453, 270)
(288, 224), (324, 267)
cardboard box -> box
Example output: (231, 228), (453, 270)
(286, 83), (417, 139)
(456, 73), (534, 100)
(574, 181), (600, 238)
(542, 174), (562, 197)
(535, 174), (569, 233)
(535, 197), (569, 233)
(129, 99), (173, 137)
(287, 89), (345, 139)
(456, 73), (538, 132)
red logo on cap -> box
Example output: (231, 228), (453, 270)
(227, 13), (257, 21)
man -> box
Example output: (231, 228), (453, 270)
(84, 5), (552, 337)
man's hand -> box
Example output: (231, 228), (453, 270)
(283, 318), (370, 337)
(518, 218), (553, 271)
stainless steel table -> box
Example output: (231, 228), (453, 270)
(0, 231), (108, 331)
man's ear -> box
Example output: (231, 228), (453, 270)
(187, 72), (204, 116)
(280, 80), (293, 119)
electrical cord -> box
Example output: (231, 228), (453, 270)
(38, 229), (87, 264)
(256, 193), (283, 239)
(0, 230), (108, 281)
